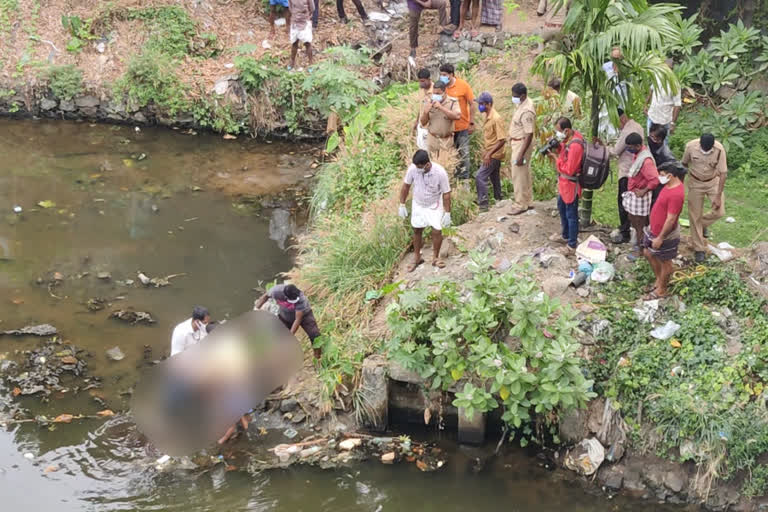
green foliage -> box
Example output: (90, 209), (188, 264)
(61, 14), (96, 54)
(191, 94), (245, 134)
(385, 251), (595, 441)
(43, 64), (84, 100)
(113, 51), (189, 115)
(744, 464), (768, 498)
(0, 0), (19, 33)
(672, 265), (766, 318)
(121, 6), (197, 58)
(665, 12), (703, 58)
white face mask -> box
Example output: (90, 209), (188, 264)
(658, 175), (671, 185)
(512, 97), (521, 105)
(555, 130), (566, 141)
(701, 148), (713, 155)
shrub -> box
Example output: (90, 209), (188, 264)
(44, 64), (84, 100)
(112, 51), (189, 114)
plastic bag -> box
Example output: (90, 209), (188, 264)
(565, 438), (605, 476)
(590, 261), (615, 283)
(575, 235), (607, 264)
(650, 320), (681, 340)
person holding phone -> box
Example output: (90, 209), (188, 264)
(170, 306), (211, 357)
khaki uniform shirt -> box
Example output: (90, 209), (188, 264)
(508, 97), (536, 141)
(425, 95), (461, 138)
(482, 108), (507, 161)
(682, 140), (727, 182)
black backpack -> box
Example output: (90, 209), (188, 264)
(565, 138), (611, 190)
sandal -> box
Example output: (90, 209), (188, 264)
(432, 259), (446, 269)
(643, 290), (668, 301)
(407, 258), (425, 272)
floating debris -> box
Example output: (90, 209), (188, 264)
(110, 310), (155, 325)
(105, 346), (125, 361)
(1, 324), (58, 337)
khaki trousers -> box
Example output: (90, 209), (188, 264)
(426, 133), (454, 161)
(507, 140), (533, 210)
(409, 0), (449, 49)
(687, 176), (725, 252)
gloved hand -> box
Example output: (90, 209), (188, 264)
(441, 212), (452, 228)
(398, 204), (408, 219)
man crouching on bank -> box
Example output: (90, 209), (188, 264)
(399, 149), (452, 272)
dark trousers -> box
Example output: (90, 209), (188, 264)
(475, 158), (502, 207)
(337, 0), (367, 21)
(558, 195), (579, 248)
(450, 0), (461, 26)
(312, 0), (319, 27)
(453, 129), (471, 179)
(617, 177), (630, 238)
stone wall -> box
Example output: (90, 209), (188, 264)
(434, 32), (512, 65)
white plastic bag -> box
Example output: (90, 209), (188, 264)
(576, 235), (607, 264)
(590, 261), (615, 283)
(650, 320), (681, 340)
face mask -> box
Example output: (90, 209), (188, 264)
(648, 138), (662, 149)
(512, 97), (521, 105)
(418, 164), (431, 173)
(439, 75), (450, 85)
(701, 148), (713, 155)
(555, 131), (566, 141)
(478, 104), (487, 113)
(658, 175), (671, 185)
(627, 147), (640, 154)
(431, 94), (443, 102)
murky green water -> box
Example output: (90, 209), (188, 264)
(0, 119), (684, 511)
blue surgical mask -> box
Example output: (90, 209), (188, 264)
(439, 75), (450, 85)
(478, 104), (487, 113)
(627, 147), (640, 154)
(431, 94), (443, 102)
(512, 97), (521, 105)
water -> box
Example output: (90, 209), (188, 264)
(0, 119), (682, 511)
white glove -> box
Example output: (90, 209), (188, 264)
(398, 204), (408, 219)
(441, 212), (452, 228)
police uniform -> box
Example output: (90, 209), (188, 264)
(425, 95), (461, 161)
(681, 139), (727, 252)
(507, 97), (536, 211)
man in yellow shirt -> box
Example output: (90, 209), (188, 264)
(474, 92), (506, 211)
(681, 133), (728, 263)
(507, 83), (536, 215)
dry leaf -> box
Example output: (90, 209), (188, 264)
(53, 414), (74, 423)
(53, 272), (64, 281)
(37, 200), (56, 209)
(44, 465), (59, 473)
(423, 407), (431, 425)
(12, 387), (21, 396)
(96, 409), (114, 417)
(222, 134), (237, 140)
(11, 298), (24, 305)
(416, 460), (428, 471)
(670, 339), (682, 348)
(225, 464), (238, 471)
(60, 356), (78, 365)
(381, 452), (395, 464)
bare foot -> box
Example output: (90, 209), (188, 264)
(407, 258), (425, 272)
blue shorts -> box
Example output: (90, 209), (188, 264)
(270, 0), (289, 6)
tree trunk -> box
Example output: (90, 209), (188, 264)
(578, 90), (601, 227)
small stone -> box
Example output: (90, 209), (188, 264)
(291, 412), (306, 423)
(576, 287), (590, 298)
(24, 452), (34, 460)
(508, 222), (520, 234)
(339, 438), (362, 450)
(40, 98), (57, 111)
(60, 356), (78, 365)
(280, 398), (298, 412)
(664, 470), (686, 493)
(381, 452), (396, 464)
(106, 346), (125, 361)
(97, 272), (111, 280)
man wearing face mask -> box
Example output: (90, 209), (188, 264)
(255, 283), (322, 359)
(171, 306), (211, 357)
(647, 123), (677, 168)
(439, 63), (475, 179)
(604, 107), (643, 244)
(420, 80), (461, 161)
(621, 133), (660, 260)
(682, 133), (728, 263)
(399, 150), (452, 271)
(474, 92), (506, 211)
(413, 68), (433, 151)
(642, 161), (687, 299)
(547, 117), (583, 255)
(506, 83), (536, 215)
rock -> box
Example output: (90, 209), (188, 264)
(458, 407), (486, 445)
(2, 324), (58, 336)
(339, 438), (362, 450)
(97, 271), (111, 280)
(442, 42), (460, 53)
(214, 79), (230, 95)
(291, 411), (306, 423)
(280, 398), (298, 412)
(360, 356), (388, 432)
(663, 469), (687, 494)
(444, 51), (469, 63)
(388, 360), (422, 384)
(106, 346), (125, 361)
(559, 407), (589, 444)
(59, 99), (76, 112)
(132, 112), (147, 123)
(110, 310), (155, 324)
(40, 98), (57, 111)
(623, 466), (646, 492)
(542, 276), (571, 297)
(576, 287), (590, 298)
(599, 464), (625, 491)
(493, 257), (512, 272)
(481, 47), (498, 56)
(75, 95), (100, 108)
(380, 452), (395, 463)
(368, 11), (391, 22)
(564, 438), (605, 476)
(508, 222), (520, 234)
(459, 40), (482, 53)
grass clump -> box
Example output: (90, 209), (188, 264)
(112, 51), (189, 114)
(43, 64), (83, 100)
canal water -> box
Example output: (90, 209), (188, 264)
(0, 119), (684, 511)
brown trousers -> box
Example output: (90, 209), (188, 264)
(687, 176), (725, 252)
(426, 132), (454, 161)
(409, 0), (449, 49)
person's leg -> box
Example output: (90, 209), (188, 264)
(285, 8), (291, 34)
(218, 425), (237, 444)
(409, 8), (421, 51)
(628, 214), (647, 253)
(312, 0), (319, 28)
(433, 0), (449, 28)
(657, 259), (674, 296)
(617, 177), (630, 241)
(431, 228), (443, 263)
(475, 162), (492, 208)
(337, 0), (348, 21)
(643, 246), (662, 289)
(411, 228), (424, 269)
(240, 414), (250, 430)
(687, 180), (706, 253)
(456, 0), (470, 33)
(269, 4), (277, 36)
(305, 42), (313, 65)
(490, 159), (502, 201)
(470, 0), (480, 30)
(702, 181), (725, 228)
(536, 0), (547, 15)
(557, 195), (569, 240)
(566, 197), (579, 248)
(290, 41), (298, 68)
(510, 160), (533, 212)
(454, 130), (470, 179)
(450, 0), (461, 26)
(350, 0), (368, 20)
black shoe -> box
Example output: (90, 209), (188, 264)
(694, 251), (706, 263)
(479, 204), (489, 212)
(340, 16), (350, 24)
(703, 227), (710, 238)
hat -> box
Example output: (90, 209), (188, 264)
(476, 92), (493, 104)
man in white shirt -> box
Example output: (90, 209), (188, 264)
(170, 306), (210, 356)
(645, 63), (681, 144)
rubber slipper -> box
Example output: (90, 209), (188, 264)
(432, 259), (446, 268)
(407, 258), (425, 272)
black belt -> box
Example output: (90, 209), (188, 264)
(690, 173), (719, 183)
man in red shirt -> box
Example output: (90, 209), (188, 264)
(643, 161), (687, 299)
(547, 117), (583, 254)
(622, 132), (660, 260)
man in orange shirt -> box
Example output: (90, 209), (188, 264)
(439, 63), (475, 180)
(547, 117), (583, 255)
